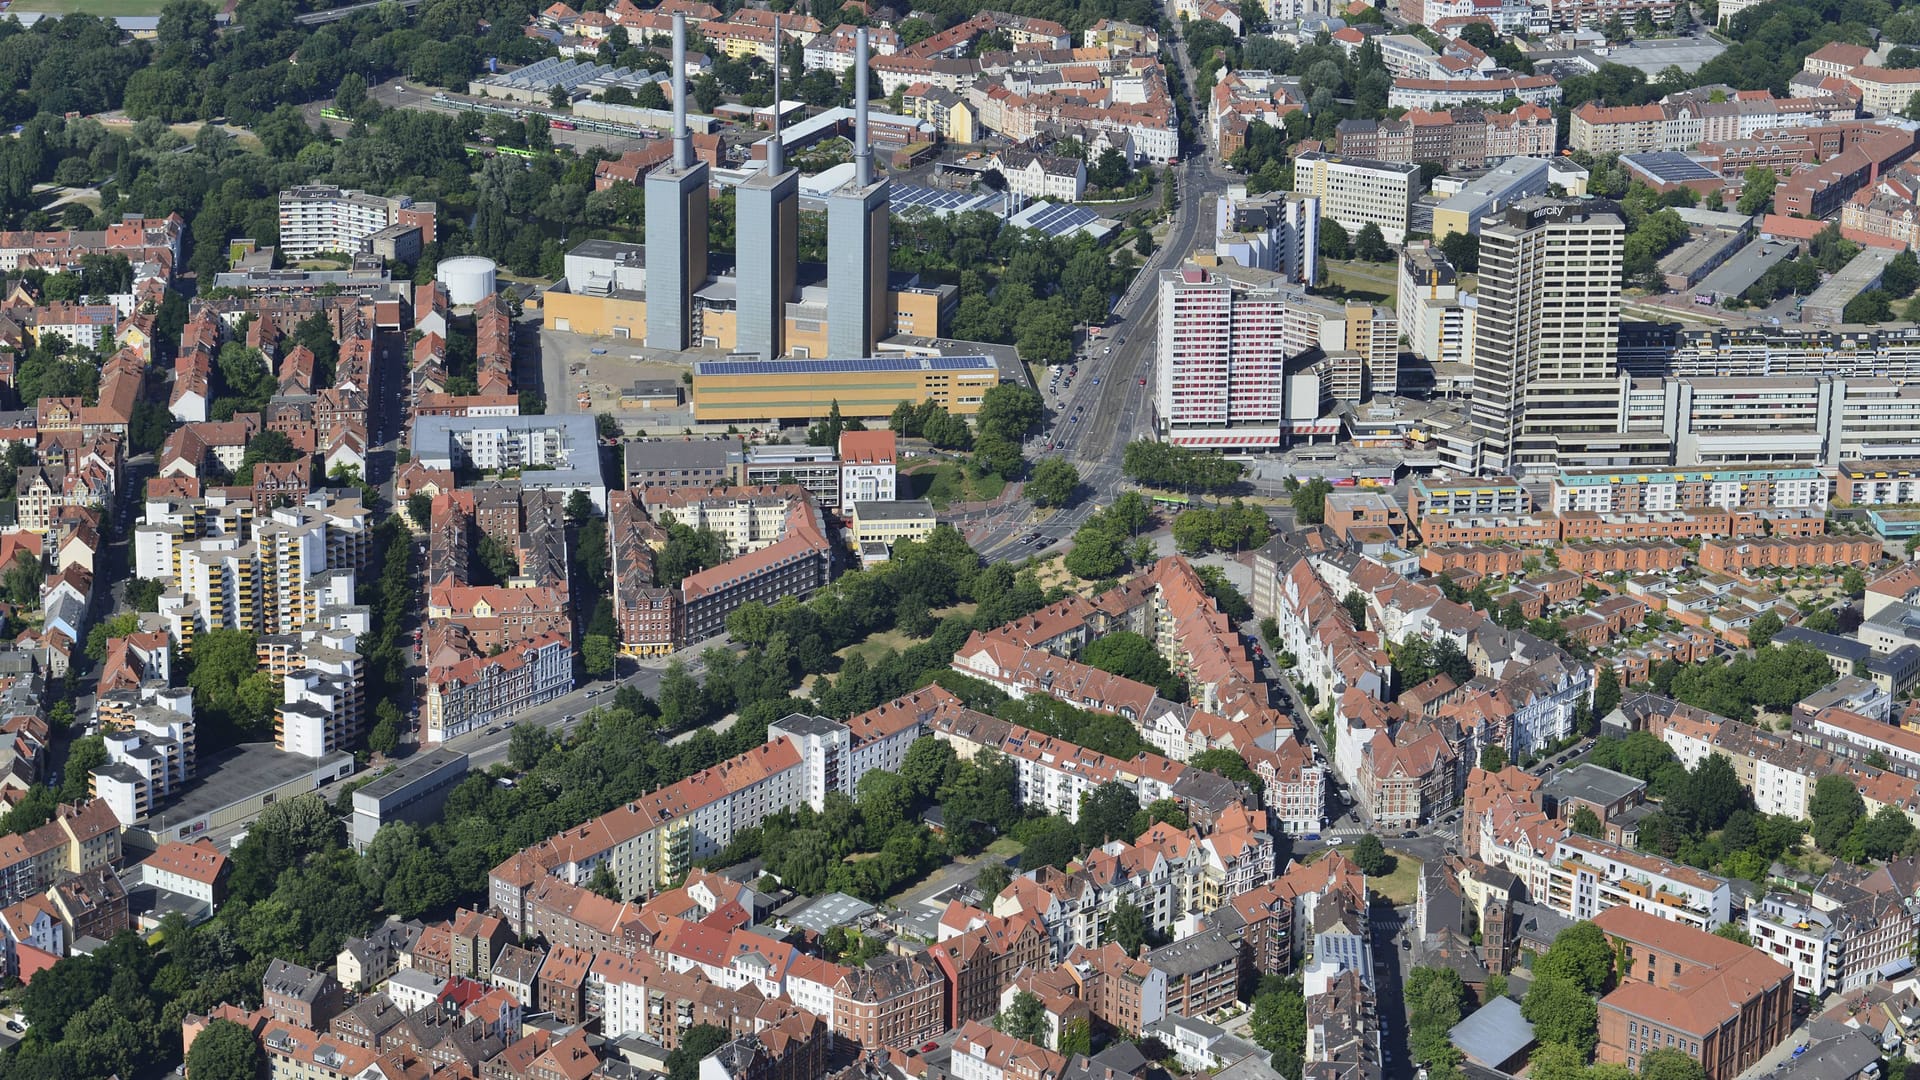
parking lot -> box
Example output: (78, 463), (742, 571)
(537, 328), (702, 431)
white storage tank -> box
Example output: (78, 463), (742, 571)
(436, 255), (497, 306)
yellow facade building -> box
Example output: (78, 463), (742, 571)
(692, 354), (999, 422)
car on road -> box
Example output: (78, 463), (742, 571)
(1402, 831), (1418, 839)
(484, 726), (499, 736)
(6, 1021), (21, 1033)
(1139, 378), (1147, 386)
(562, 714), (574, 722)
(1092, 377), (1100, 385)
(590, 347), (608, 355)
(921, 1043), (939, 1054)
(1070, 415), (1079, 423)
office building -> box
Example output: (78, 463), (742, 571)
(349, 748), (469, 849)
(828, 29), (892, 358)
(1292, 151), (1422, 244)
(1157, 266), (1292, 450)
(1431, 157), (1553, 240)
(1471, 198), (1627, 474)
(735, 25), (801, 360)
(645, 15), (712, 352)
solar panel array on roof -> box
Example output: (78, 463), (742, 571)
(1012, 200), (1103, 237)
(1621, 152), (1718, 184)
(891, 184), (995, 212)
(695, 355), (993, 376)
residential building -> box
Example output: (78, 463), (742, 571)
(277, 186), (435, 260)
(424, 631), (573, 742)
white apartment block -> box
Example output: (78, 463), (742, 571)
(277, 186), (428, 260)
(1292, 151), (1422, 245)
(91, 691), (195, 825)
(1544, 834), (1732, 931)
(1549, 467), (1830, 515)
(1215, 187), (1318, 286)
(153, 497), (368, 646)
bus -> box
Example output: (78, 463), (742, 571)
(1150, 493), (1190, 509)
(319, 107), (349, 121)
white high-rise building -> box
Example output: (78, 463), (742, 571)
(1470, 197), (1626, 474)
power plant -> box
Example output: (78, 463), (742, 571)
(733, 15), (800, 361)
(641, 17), (891, 358)
(826, 28), (891, 359)
(643, 12), (711, 352)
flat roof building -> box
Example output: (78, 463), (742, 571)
(350, 748), (469, 850)
(690, 355), (999, 423)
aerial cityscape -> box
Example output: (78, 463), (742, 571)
(8, 0), (1920, 1079)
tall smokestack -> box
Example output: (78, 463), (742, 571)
(854, 27), (872, 187)
(769, 16), (786, 174)
(672, 13), (691, 170)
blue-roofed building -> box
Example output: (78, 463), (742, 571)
(1009, 200), (1120, 242)
(1450, 996), (1535, 1071)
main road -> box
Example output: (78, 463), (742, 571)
(963, 27), (1228, 564)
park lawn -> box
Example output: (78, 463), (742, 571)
(985, 837), (1026, 857)
(10, 0), (167, 12)
(1337, 847), (1422, 905)
(835, 626), (931, 668)
(900, 458), (1006, 510)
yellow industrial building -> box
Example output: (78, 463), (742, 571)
(691, 354), (1000, 422)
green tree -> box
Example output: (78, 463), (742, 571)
(1522, 974), (1599, 1054)
(995, 989), (1049, 1045)
(334, 72), (368, 118)
(1319, 219), (1351, 260)
(1064, 527), (1125, 579)
(368, 710), (399, 756)
(1479, 745), (1508, 772)
(408, 493), (433, 530)
(1860, 803), (1916, 860)
(186, 1017), (262, 1080)
(974, 862), (1012, 901)
(1104, 898), (1150, 954)
(1405, 966), (1470, 1068)
(667, 1024), (731, 1080)
(977, 383), (1044, 444)
(1713, 923), (1752, 946)
(1352, 834), (1390, 875)
(1593, 664), (1621, 719)
(1026, 457), (1079, 508)
(126, 577), (167, 612)
(1810, 773), (1866, 853)
(1083, 631), (1176, 693)
(1249, 977), (1307, 1078)
(1640, 1048), (1710, 1080)
(1571, 805), (1602, 837)
(509, 722), (556, 771)
(1354, 221), (1391, 262)
(1537, 921), (1614, 994)
(1290, 478), (1332, 525)
(85, 611), (141, 662)
(584, 634), (615, 677)
(3, 551), (39, 607)
(1746, 610), (1783, 648)
(1843, 567), (1868, 596)
(1737, 167), (1776, 215)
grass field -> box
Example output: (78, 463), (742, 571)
(830, 603), (977, 669)
(900, 458), (1006, 510)
(1335, 847), (1423, 905)
(10, 0), (167, 13)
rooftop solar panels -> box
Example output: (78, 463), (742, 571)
(1011, 200), (1103, 237)
(1620, 152), (1719, 185)
(891, 184), (996, 213)
(696, 355), (993, 376)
